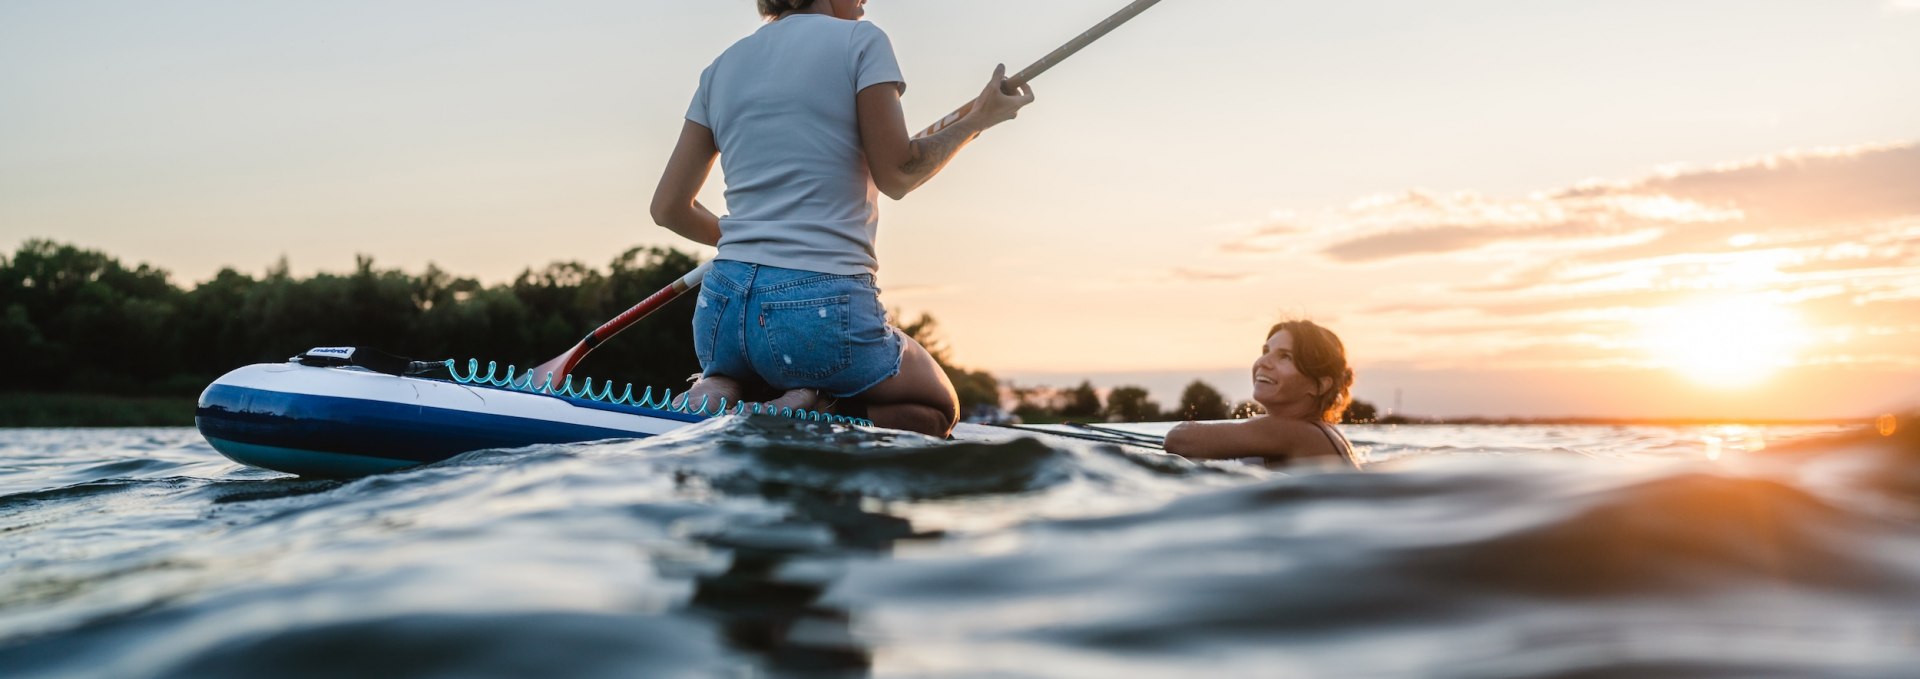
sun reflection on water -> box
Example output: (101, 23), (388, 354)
(1700, 425), (1768, 461)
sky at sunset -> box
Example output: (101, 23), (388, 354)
(4, 0), (1918, 419)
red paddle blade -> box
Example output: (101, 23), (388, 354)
(527, 341), (587, 390)
(524, 261), (713, 392)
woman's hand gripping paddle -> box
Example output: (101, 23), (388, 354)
(533, 0), (1167, 388)
(528, 261), (712, 389)
(916, 0), (1166, 138)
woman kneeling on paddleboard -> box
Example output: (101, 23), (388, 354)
(650, 0), (1034, 436)
(1165, 320), (1357, 465)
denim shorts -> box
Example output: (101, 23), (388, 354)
(692, 260), (905, 398)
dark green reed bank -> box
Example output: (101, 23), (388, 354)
(0, 240), (1011, 427)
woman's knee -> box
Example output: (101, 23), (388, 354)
(868, 402), (953, 438)
(859, 337), (958, 419)
(901, 339), (959, 418)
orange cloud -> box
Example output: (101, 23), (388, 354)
(1307, 142), (1919, 264)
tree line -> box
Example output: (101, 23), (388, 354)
(3, 239), (709, 397)
(1005, 379), (1379, 424)
(1, 239), (1374, 423)
(0, 240), (1010, 413)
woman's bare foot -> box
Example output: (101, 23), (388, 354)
(764, 388), (823, 412)
(676, 374), (744, 412)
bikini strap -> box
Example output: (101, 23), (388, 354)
(1314, 420), (1354, 461)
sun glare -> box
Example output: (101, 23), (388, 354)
(1639, 297), (1808, 388)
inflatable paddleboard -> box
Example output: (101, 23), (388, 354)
(197, 349), (1163, 478)
(195, 347), (863, 477)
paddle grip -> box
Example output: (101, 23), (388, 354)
(913, 0), (1164, 139)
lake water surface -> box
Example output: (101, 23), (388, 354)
(4, 419), (1919, 678)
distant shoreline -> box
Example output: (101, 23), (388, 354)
(0, 393), (198, 428)
(1358, 415), (1870, 428)
(0, 392), (1874, 430)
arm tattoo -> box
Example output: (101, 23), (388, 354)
(900, 125), (977, 176)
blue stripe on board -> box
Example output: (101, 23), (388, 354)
(196, 384), (674, 468)
(203, 437), (420, 478)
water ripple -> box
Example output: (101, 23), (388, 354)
(1, 418), (1914, 677)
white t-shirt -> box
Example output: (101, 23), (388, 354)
(686, 15), (906, 276)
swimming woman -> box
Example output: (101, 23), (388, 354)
(650, 0), (1035, 436)
(1164, 320), (1357, 465)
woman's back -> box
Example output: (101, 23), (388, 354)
(688, 15), (904, 276)
(653, 1), (1034, 437)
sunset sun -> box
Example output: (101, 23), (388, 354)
(1639, 297), (1809, 389)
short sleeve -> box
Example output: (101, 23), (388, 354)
(685, 63), (715, 127)
(850, 22), (905, 95)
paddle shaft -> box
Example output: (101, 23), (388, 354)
(915, 0), (1167, 139)
(530, 261), (711, 382)
(583, 261), (712, 348)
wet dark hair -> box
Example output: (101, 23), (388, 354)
(1268, 320), (1354, 424)
(757, 0), (816, 19)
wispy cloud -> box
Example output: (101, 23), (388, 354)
(1214, 214), (1307, 255)
(1300, 142), (1920, 264)
(1167, 267), (1254, 283)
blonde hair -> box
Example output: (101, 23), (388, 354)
(1268, 320), (1355, 424)
(757, 0), (815, 19)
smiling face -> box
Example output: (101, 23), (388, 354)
(1251, 330), (1325, 419)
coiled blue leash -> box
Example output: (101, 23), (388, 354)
(443, 358), (873, 426)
